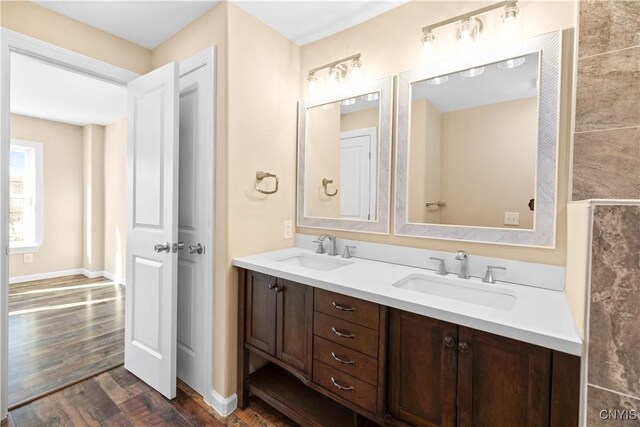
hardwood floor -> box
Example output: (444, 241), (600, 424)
(5, 366), (297, 427)
(9, 275), (125, 408)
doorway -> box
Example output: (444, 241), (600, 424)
(0, 30), (216, 415)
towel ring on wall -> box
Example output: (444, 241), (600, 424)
(322, 178), (338, 197)
(255, 171), (279, 195)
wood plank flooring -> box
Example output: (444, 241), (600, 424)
(5, 366), (297, 427)
(9, 275), (125, 408)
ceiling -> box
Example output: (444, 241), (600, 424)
(34, 0), (409, 48)
(11, 53), (127, 127)
(412, 52), (540, 113)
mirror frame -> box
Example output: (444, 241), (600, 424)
(395, 31), (561, 247)
(297, 76), (393, 233)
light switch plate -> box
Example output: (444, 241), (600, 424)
(284, 220), (293, 239)
(23, 253), (34, 263)
(504, 212), (520, 226)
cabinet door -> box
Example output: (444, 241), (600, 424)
(245, 272), (277, 355)
(457, 327), (551, 427)
(277, 279), (313, 375)
(388, 309), (458, 427)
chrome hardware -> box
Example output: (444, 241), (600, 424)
(331, 352), (354, 365)
(458, 342), (470, 353)
(454, 250), (470, 279)
(268, 283), (282, 293)
(443, 336), (455, 348)
(430, 257), (448, 275)
(331, 327), (355, 339)
(173, 242), (185, 253)
(482, 265), (507, 284)
(425, 201), (446, 209)
(313, 240), (325, 254)
(255, 171), (279, 195)
(322, 178), (338, 197)
(154, 242), (171, 253)
(342, 245), (356, 259)
(188, 243), (205, 255)
(330, 377), (354, 392)
(319, 234), (338, 256)
(332, 302), (356, 312)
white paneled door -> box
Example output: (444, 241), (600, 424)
(176, 63), (209, 397)
(125, 62), (180, 399)
(339, 127), (377, 220)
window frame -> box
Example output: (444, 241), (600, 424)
(9, 139), (43, 254)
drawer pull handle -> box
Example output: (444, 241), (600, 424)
(330, 377), (354, 392)
(331, 327), (355, 339)
(331, 352), (354, 365)
(332, 302), (356, 312)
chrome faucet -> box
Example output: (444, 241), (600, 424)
(319, 234), (338, 256)
(455, 251), (470, 279)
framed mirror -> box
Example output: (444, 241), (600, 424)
(395, 31), (560, 247)
(297, 77), (393, 233)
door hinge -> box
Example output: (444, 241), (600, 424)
(6, 244), (9, 255)
(369, 151), (371, 160)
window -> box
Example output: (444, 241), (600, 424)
(10, 139), (43, 253)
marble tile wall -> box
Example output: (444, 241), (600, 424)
(586, 204), (640, 426)
(572, 0), (640, 200)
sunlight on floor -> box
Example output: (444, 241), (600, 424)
(9, 297), (119, 316)
(10, 280), (117, 296)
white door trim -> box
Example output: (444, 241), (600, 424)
(0, 28), (139, 419)
(178, 47), (217, 411)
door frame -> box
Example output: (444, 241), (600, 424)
(0, 29), (216, 418)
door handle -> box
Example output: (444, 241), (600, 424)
(154, 242), (171, 253)
(188, 243), (205, 254)
(173, 242), (185, 253)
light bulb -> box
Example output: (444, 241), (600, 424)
(341, 98), (356, 106)
(497, 56), (526, 70)
(456, 18), (481, 53)
(421, 30), (436, 63)
(361, 93), (379, 102)
(350, 57), (363, 88)
(307, 73), (318, 99)
(501, 3), (519, 43)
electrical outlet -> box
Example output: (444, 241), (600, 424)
(283, 220), (293, 239)
(504, 212), (520, 226)
(23, 253), (34, 263)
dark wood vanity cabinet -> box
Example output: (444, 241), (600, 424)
(238, 269), (580, 427)
(387, 308), (570, 427)
(244, 271), (313, 376)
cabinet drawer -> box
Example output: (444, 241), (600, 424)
(314, 312), (378, 358)
(313, 360), (377, 413)
(314, 288), (379, 330)
(313, 336), (378, 386)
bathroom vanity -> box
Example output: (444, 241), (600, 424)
(234, 248), (581, 427)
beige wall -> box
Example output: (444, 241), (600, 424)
(306, 105), (341, 217)
(298, 0), (576, 266)
(412, 97), (537, 229)
(0, 1), (151, 74)
(9, 114), (84, 277)
(340, 107), (378, 132)
(103, 119), (126, 283)
(83, 124), (105, 272)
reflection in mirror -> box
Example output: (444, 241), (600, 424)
(407, 52), (539, 229)
(305, 93), (379, 220)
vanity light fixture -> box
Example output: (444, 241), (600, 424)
(420, 0), (519, 61)
(306, 53), (363, 98)
(341, 98), (356, 106)
(426, 76), (449, 85)
(497, 56), (526, 69)
(459, 66), (485, 78)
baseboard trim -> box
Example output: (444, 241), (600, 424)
(204, 390), (237, 417)
(9, 269), (125, 285)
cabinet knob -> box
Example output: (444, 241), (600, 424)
(443, 336), (455, 347)
(268, 283), (281, 293)
(458, 342), (470, 353)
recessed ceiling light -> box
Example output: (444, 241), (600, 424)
(459, 67), (485, 78)
(497, 56), (526, 69)
(426, 76), (449, 85)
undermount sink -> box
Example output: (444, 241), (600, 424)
(393, 274), (517, 310)
(276, 254), (353, 272)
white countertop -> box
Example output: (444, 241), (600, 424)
(233, 247), (582, 355)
